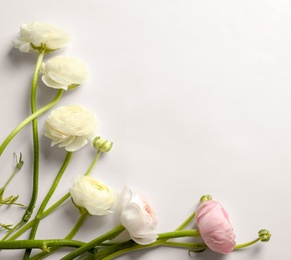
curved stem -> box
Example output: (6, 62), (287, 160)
(6, 193), (70, 241)
(0, 89), (63, 156)
(175, 211), (196, 231)
(94, 229), (200, 260)
(29, 213), (88, 260)
(65, 213), (88, 240)
(14, 49), (45, 242)
(23, 152), (72, 259)
(96, 242), (160, 260)
(84, 150), (102, 176)
(61, 225), (125, 260)
(235, 238), (260, 249)
(95, 240), (202, 260)
(162, 241), (206, 251)
(5, 150), (101, 242)
(157, 229), (200, 240)
(1, 153), (24, 192)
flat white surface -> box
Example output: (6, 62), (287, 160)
(0, 0), (289, 259)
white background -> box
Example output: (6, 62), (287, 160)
(0, 0), (289, 259)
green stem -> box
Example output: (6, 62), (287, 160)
(65, 213), (88, 240)
(94, 229), (200, 260)
(175, 211), (196, 231)
(96, 235), (261, 260)
(93, 240), (142, 260)
(157, 229), (200, 240)
(0, 239), (85, 250)
(96, 240), (164, 260)
(1, 153), (24, 191)
(16, 48), (45, 238)
(6, 193), (70, 241)
(23, 152), (72, 259)
(61, 225), (125, 260)
(0, 90), (63, 156)
(29, 213), (88, 260)
(84, 150), (102, 176)
(234, 238), (260, 249)
(4, 150), (101, 241)
(162, 241), (206, 250)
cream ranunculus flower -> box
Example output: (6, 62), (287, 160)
(41, 56), (88, 90)
(44, 105), (98, 152)
(119, 186), (158, 245)
(13, 22), (70, 53)
(69, 175), (116, 215)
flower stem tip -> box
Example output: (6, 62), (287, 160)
(93, 137), (113, 153)
(258, 229), (271, 242)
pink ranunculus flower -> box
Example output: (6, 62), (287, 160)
(118, 186), (158, 245)
(195, 200), (236, 254)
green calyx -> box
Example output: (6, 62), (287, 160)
(93, 137), (113, 153)
(258, 229), (271, 242)
(199, 195), (212, 203)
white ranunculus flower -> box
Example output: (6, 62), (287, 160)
(44, 105), (98, 152)
(119, 186), (158, 245)
(41, 56), (88, 90)
(13, 22), (70, 53)
(69, 175), (116, 215)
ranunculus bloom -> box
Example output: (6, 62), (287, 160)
(119, 186), (158, 245)
(44, 105), (98, 152)
(41, 56), (88, 90)
(69, 175), (116, 215)
(13, 22), (70, 53)
(195, 200), (236, 254)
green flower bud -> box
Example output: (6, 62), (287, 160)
(93, 136), (113, 152)
(200, 195), (212, 203)
(258, 229), (271, 242)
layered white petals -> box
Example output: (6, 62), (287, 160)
(13, 22), (70, 52)
(119, 186), (158, 245)
(69, 175), (116, 215)
(41, 56), (88, 90)
(44, 105), (98, 152)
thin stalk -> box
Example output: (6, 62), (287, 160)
(0, 239), (85, 250)
(24, 48), (46, 223)
(84, 150), (102, 176)
(96, 240), (162, 260)
(0, 90), (63, 156)
(27, 47), (46, 221)
(65, 213), (88, 239)
(95, 235), (261, 260)
(29, 213), (88, 260)
(175, 211), (195, 231)
(1, 153), (24, 190)
(5, 150), (101, 241)
(235, 238), (260, 249)
(6, 193), (70, 241)
(3, 48), (45, 241)
(94, 229), (200, 260)
(162, 241), (206, 250)
(23, 152), (72, 259)
(60, 225), (125, 260)
(158, 229), (200, 240)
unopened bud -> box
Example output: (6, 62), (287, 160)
(93, 136), (113, 152)
(258, 229), (271, 242)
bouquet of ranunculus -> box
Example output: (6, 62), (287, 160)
(0, 22), (271, 260)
